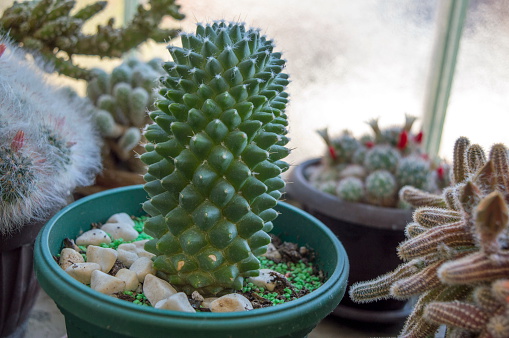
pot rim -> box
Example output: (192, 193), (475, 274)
(286, 158), (413, 230)
(34, 185), (349, 331)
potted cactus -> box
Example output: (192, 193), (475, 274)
(34, 21), (349, 337)
(350, 137), (509, 337)
(79, 58), (166, 194)
(0, 38), (101, 337)
(286, 116), (449, 322)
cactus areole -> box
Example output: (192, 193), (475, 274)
(140, 22), (290, 296)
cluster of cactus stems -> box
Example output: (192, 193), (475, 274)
(0, 37), (101, 234)
(140, 22), (290, 295)
(0, 0), (184, 80)
(350, 137), (509, 337)
(87, 58), (165, 177)
(310, 115), (449, 207)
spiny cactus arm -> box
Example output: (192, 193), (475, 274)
(397, 222), (474, 261)
(452, 137), (470, 185)
(366, 118), (382, 141)
(443, 186), (462, 211)
(458, 181), (482, 218)
(438, 251), (509, 284)
(349, 259), (421, 303)
(474, 160), (497, 196)
(489, 144), (509, 200)
(423, 301), (489, 333)
(466, 143), (486, 174)
(403, 114), (417, 132)
(475, 191), (508, 254)
(71, 0), (183, 58)
(473, 285), (502, 312)
(0, 0), (184, 80)
(399, 185), (446, 208)
(390, 260), (444, 299)
(413, 207), (461, 228)
(399, 284), (471, 338)
(404, 222), (427, 238)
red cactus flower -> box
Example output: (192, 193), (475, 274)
(365, 141), (375, 149)
(437, 166), (445, 180)
(328, 146), (337, 161)
(0, 44), (5, 58)
(414, 131), (424, 144)
(11, 130), (24, 151)
(397, 130), (408, 149)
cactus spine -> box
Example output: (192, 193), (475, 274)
(0, 37), (101, 234)
(349, 137), (509, 337)
(0, 0), (184, 80)
(140, 22), (290, 295)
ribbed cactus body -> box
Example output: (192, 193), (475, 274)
(364, 145), (400, 173)
(396, 156), (430, 190)
(365, 170), (397, 207)
(336, 177), (364, 202)
(141, 22), (289, 295)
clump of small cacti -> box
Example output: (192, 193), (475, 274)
(349, 137), (509, 337)
(140, 21), (290, 296)
(0, 0), (184, 80)
(0, 37), (101, 234)
(87, 58), (165, 180)
(310, 115), (449, 207)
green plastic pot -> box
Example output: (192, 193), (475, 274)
(34, 185), (349, 338)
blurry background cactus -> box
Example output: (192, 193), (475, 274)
(309, 115), (450, 207)
(0, 37), (101, 234)
(350, 137), (509, 337)
(0, 0), (184, 80)
(82, 58), (165, 193)
(141, 21), (290, 295)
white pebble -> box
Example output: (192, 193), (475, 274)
(143, 274), (177, 306)
(262, 243), (282, 260)
(115, 269), (140, 291)
(65, 262), (101, 284)
(210, 294), (253, 312)
(76, 229), (111, 246)
(86, 245), (118, 273)
(59, 248), (84, 270)
(133, 240), (155, 259)
(130, 257), (156, 283)
(248, 269), (285, 292)
(101, 223), (139, 241)
(106, 213), (135, 227)
(117, 248), (139, 268)
(155, 292), (196, 313)
(90, 270), (126, 295)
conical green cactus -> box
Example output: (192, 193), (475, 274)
(140, 21), (290, 295)
(349, 137), (509, 337)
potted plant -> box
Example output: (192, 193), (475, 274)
(286, 116), (449, 322)
(34, 21), (349, 337)
(0, 38), (101, 337)
(350, 137), (509, 337)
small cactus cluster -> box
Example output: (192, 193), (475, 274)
(87, 58), (165, 176)
(0, 37), (101, 234)
(0, 0), (184, 80)
(350, 137), (509, 337)
(140, 22), (290, 296)
(309, 115), (449, 207)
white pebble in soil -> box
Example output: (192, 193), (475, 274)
(90, 270), (126, 295)
(143, 274), (178, 306)
(106, 213), (135, 227)
(115, 269), (140, 291)
(76, 229), (111, 246)
(65, 262), (101, 284)
(247, 269), (286, 292)
(86, 245), (118, 272)
(117, 247), (139, 268)
(210, 294), (253, 312)
(101, 222), (139, 241)
(59, 248), (84, 270)
(130, 257), (156, 283)
(155, 292), (196, 313)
